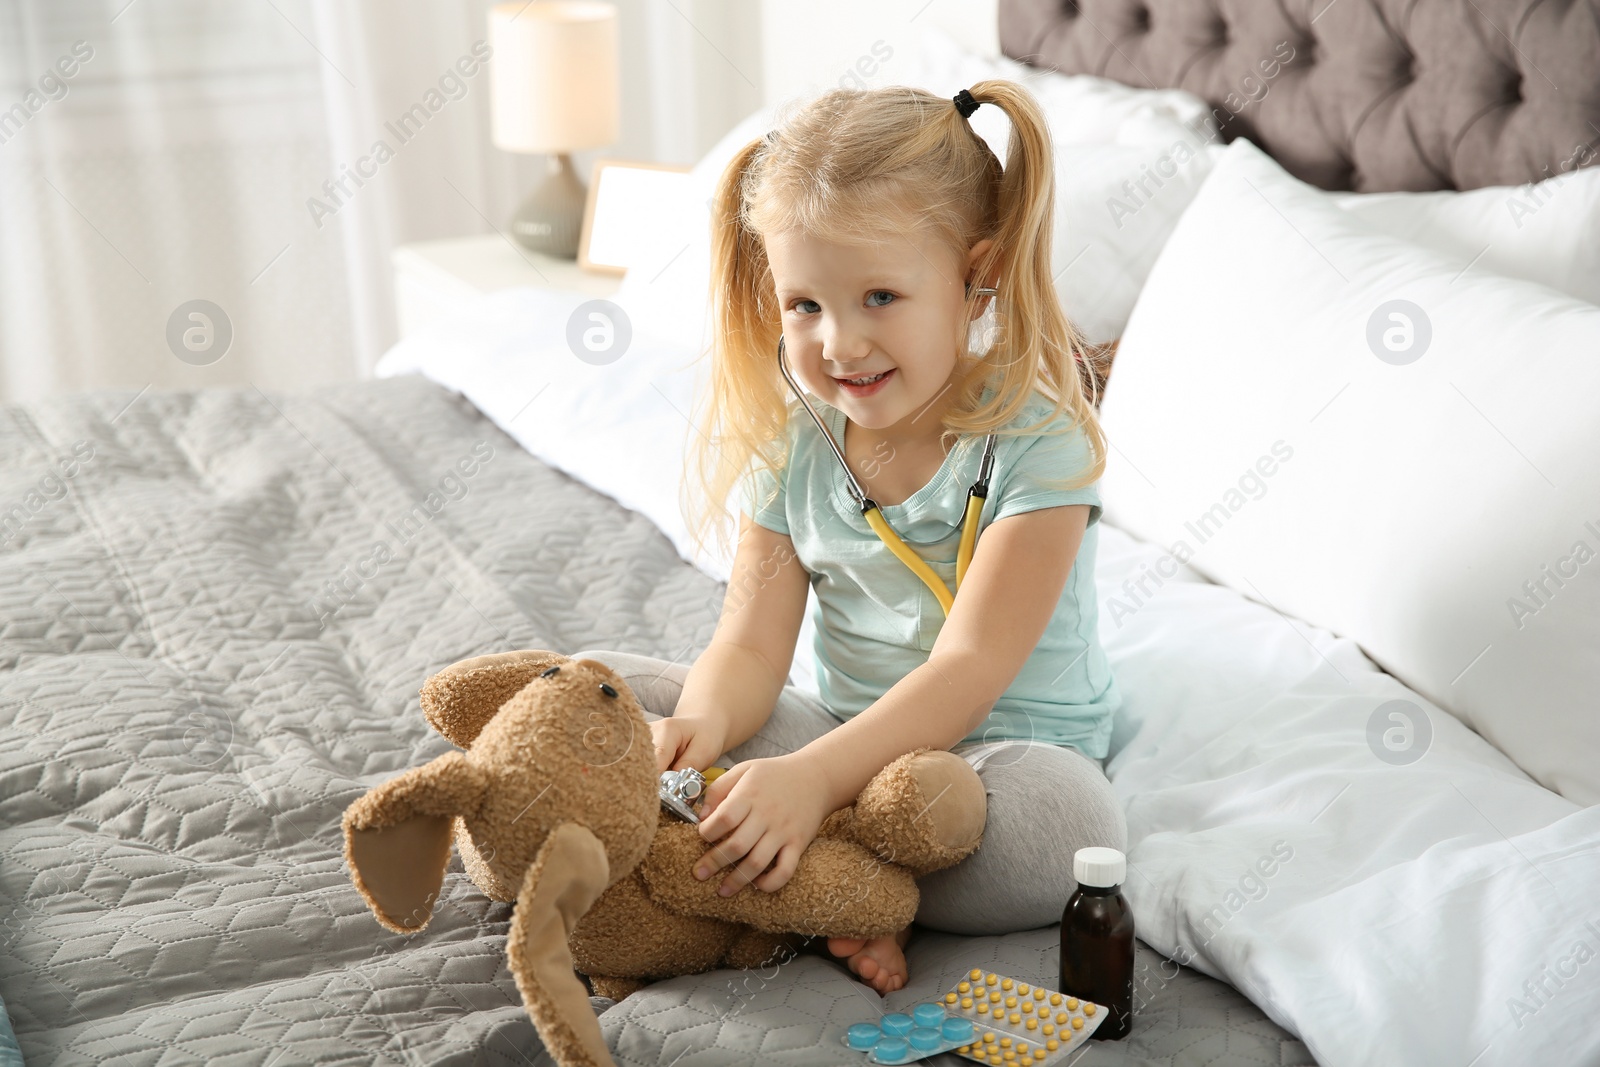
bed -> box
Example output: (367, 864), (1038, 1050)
(0, 376), (1314, 1066)
(2, 2), (1597, 1066)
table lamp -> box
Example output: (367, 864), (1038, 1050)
(488, 1), (620, 257)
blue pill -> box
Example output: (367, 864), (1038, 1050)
(876, 1036), (910, 1061)
(847, 1023), (881, 1049)
(912, 1003), (946, 1027)
(941, 1016), (975, 1042)
(909, 1026), (942, 1050)
(880, 1013), (914, 1036)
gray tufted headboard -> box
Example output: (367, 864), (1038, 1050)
(998, 0), (1600, 192)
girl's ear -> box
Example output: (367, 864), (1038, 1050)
(964, 237), (1000, 319)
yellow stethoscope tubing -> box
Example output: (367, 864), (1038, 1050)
(775, 335), (998, 618)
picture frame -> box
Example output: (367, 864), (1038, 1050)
(578, 158), (693, 274)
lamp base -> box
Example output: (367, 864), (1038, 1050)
(510, 153), (586, 258)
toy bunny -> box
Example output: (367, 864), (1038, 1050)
(343, 650), (986, 1067)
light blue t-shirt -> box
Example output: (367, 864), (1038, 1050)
(740, 386), (1122, 758)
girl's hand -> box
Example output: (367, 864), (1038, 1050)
(651, 715), (727, 773)
(693, 751), (832, 896)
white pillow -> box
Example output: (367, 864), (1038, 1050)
(1334, 163), (1600, 306)
(1097, 136), (1600, 805)
(1047, 116), (1222, 343)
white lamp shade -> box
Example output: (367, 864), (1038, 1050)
(489, 1), (620, 154)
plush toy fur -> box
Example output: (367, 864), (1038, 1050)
(343, 650), (987, 1067)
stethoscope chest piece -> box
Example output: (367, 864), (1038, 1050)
(659, 765), (728, 824)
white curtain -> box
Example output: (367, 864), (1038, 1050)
(0, 0), (761, 403)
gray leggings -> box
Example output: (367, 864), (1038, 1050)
(569, 648), (1127, 937)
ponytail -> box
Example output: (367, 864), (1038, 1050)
(954, 79), (1107, 456)
(682, 134), (789, 566)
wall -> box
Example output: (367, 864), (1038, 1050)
(757, 0), (998, 108)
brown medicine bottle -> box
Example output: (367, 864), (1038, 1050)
(1059, 846), (1134, 1040)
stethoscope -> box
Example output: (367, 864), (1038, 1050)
(774, 304), (999, 618)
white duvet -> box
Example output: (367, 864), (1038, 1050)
(1094, 523), (1600, 1067)
(377, 291), (1599, 1067)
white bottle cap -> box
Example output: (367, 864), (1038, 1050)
(1073, 846), (1126, 888)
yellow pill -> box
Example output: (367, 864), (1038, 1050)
(1083, 1004), (1096, 1017)
(1001, 977), (1014, 990)
(1025, 1018), (1037, 1031)
(959, 980), (971, 993)
(1021, 1001), (1034, 1014)
(986, 973), (999, 986)
(999, 1037), (1012, 1048)
(1009, 1013), (1021, 1024)
(1049, 992), (1062, 1005)
(1034, 1053), (1049, 1063)
(1042, 1023), (1054, 1035)
(977, 1002), (989, 1014)
(1016, 1042), (1029, 1053)
(961, 997), (973, 1009)
(1046, 1039), (1060, 1051)
(946, 992), (958, 1003)
(1005, 995), (1017, 1008)
(1003, 1053), (1016, 1063)
(957, 1046), (970, 1053)
(1066, 998), (1078, 1011)
(983, 1033), (997, 1044)
(1055, 1012), (1068, 1024)
(1033, 988), (1047, 1000)
(971, 968), (984, 980)
(1072, 1017), (1084, 1031)
(988, 991), (1001, 1003)
(1018, 983), (1030, 994)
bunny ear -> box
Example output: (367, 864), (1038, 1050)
(421, 649), (569, 749)
(343, 752), (489, 933)
(506, 822), (615, 1067)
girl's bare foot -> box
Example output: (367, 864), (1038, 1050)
(825, 926), (913, 995)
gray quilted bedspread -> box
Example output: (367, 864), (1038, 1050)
(0, 375), (1314, 1066)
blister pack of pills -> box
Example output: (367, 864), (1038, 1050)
(940, 969), (1105, 1064)
(840, 970), (1104, 1065)
(841, 1003), (977, 1064)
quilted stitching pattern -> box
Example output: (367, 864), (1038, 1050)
(0, 377), (710, 1066)
(0, 377), (1312, 1065)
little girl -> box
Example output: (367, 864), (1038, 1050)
(569, 80), (1126, 997)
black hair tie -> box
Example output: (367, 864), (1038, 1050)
(953, 88), (981, 118)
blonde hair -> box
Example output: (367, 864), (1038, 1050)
(681, 80), (1109, 565)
